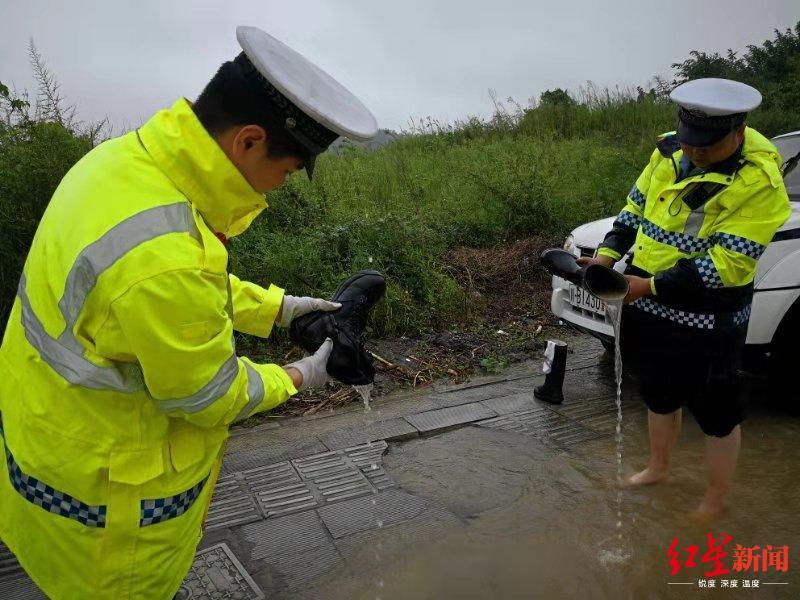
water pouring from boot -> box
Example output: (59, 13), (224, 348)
(539, 248), (632, 563)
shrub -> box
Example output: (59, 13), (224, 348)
(2, 27), (798, 337)
(0, 45), (99, 324)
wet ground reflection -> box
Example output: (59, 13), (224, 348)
(318, 379), (800, 599)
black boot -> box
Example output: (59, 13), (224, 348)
(534, 340), (567, 405)
(290, 270), (386, 385)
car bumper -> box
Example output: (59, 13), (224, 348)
(550, 275), (615, 342)
(747, 287), (800, 345)
(552, 275), (791, 350)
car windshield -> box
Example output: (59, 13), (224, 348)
(773, 134), (800, 200)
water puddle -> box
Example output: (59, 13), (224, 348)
(314, 375), (800, 599)
(353, 383), (374, 412)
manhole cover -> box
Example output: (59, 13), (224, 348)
(0, 541), (262, 599)
(183, 543), (264, 599)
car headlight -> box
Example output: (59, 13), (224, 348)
(563, 234), (578, 257)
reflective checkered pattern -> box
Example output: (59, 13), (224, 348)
(615, 210), (641, 230)
(712, 232), (766, 260)
(632, 297), (716, 329)
(140, 476), (208, 527)
(641, 219), (712, 254)
(694, 255), (724, 288)
(733, 304), (752, 326)
(628, 185), (646, 207)
(0, 412), (107, 528)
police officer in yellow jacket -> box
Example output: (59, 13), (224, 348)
(581, 78), (790, 519)
(0, 26), (377, 598)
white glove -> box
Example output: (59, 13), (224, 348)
(278, 295), (341, 328)
(284, 338), (334, 391)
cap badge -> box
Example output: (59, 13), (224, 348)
(685, 107), (708, 118)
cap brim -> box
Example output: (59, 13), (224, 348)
(676, 120), (731, 148)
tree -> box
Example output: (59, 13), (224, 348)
(539, 88), (575, 107)
(668, 22), (800, 110)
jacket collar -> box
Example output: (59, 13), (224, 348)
(740, 126), (784, 188)
(663, 127), (783, 189)
(137, 98), (267, 238)
(677, 144), (743, 181)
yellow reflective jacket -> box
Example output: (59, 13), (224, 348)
(0, 98), (297, 599)
(598, 127), (791, 328)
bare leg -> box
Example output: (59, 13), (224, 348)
(690, 425), (741, 520)
(627, 409), (682, 486)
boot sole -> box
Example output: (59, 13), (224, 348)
(331, 269), (384, 302)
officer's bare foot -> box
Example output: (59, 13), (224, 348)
(689, 497), (727, 521)
(625, 466), (669, 486)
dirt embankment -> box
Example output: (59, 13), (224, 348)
(244, 237), (560, 421)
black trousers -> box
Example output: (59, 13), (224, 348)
(619, 303), (745, 437)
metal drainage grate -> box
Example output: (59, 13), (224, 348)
(0, 541), (24, 583)
(320, 417), (418, 450)
(405, 402), (496, 434)
(477, 406), (608, 449)
(317, 487), (439, 539)
(206, 441), (394, 530)
(205, 472), (263, 531)
(0, 542), (46, 600)
(221, 437), (329, 476)
(346, 441), (393, 491)
(0, 577), (45, 600)
(246, 460), (317, 520)
(180, 543), (264, 600)
(294, 452), (372, 503)
(552, 400), (647, 434)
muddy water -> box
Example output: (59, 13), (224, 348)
(354, 383), (374, 412)
(319, 386), (800, 599)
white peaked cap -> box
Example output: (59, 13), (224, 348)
(670, 78), (762, 116)
(236, 26), (378, 142)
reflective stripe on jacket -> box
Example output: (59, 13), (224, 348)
(598, 127), (791, 327)
(0, 98), (296, 599)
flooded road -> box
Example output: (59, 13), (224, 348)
(4, 336), (796, 599)
(318, 379), (800, 599)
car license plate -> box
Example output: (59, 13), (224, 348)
(568, 284), (606, 316)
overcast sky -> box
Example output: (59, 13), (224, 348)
(1, 0), (798, 133)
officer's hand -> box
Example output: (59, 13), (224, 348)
(277, 295), (341, 328)
(577, 255), (615, 268)
(283, 338), (334, 391)
(623, 275), (652, 304)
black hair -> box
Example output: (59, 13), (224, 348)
(193, 59), (307, 161)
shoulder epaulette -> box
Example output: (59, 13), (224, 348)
(656, 132), (680, 158)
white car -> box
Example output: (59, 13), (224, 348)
(551, 131), (800, 376)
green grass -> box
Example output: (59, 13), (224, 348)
(3, 95), (799, 336)
(231, 97), (798, 337)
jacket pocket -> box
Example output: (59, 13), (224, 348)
(180, 320), (212, 344)
(167, 420), (207, 473)
(108, 446), (165, 485)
